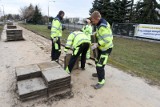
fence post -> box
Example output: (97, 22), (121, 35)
(68, 23), (69, 30)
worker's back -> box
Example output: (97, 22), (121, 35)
(65, 31), (91, 49)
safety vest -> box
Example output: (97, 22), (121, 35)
(65, 31), (91, 51)
(82, 25), (92, 40)
(50, 17), (62, 39)
(96, 22), (113, 51)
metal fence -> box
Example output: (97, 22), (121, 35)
(112, 23), (137, 37)
(64, 23), (137, 37)
(63, 23), (160, 42)
(63, 23), (84, 32)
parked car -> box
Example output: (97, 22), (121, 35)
(48, 22), (52, 29)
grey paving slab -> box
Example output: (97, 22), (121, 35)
(46, 77), (70, 85)
(38, 61), (60, 71)
(48, 84), (71, 91)
(48, 88), (72, 98)
(16, 64), (41, 81)
(47, 80), (70, 87)
(42, 67), (70, 85)
(17, 78), (47, 99)
(20, 93), (47, 101)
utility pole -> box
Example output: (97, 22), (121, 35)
(1, 5), (5, 24)
(48, 0), (55, 24)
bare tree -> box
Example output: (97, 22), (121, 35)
(19, 4), (35, 23)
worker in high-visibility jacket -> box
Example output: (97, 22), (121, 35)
(81, 19), (92, 59)
(64, 31), (91, 73)
(50, 11), (65, 62)
(91, 11), (113, 89)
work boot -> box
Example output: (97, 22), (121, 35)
(93, 83), (104, 89)
(81, 67), (85, 70)
(65, 67), (70, 74)
(92, 73), (98, 77)
(55, 59), (59, 63)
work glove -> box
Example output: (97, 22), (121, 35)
(91, 43), (98, 50)
(52, 37), (57, 43)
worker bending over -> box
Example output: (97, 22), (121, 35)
(81, 19), (92, 59)
(64, 31), (91, 73)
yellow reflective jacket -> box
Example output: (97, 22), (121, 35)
(64, 31), (91, 51)
(50, 17), (62, 39)
(82, 25), (92, 40)
(96, 19), (113, 51)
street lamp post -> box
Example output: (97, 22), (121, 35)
(1, 5), (5, 24)
(48, 0), (55, 24)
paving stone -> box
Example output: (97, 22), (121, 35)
(48, 84), (71, 92)
(48, 88), (72, 98)
(42, 67), (71, 86)
(64, 53), (79, 70)
(15, 64), (41, 81)
(47, 79), (71, 87)
(17, 77), (47, 101)
(48, 87), (71, 95)
(38, 61), (60, 71)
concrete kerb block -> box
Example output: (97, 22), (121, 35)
(64, 54), (79, 70)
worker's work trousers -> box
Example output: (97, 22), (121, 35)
(51, 37), (61, 61)
(95, 48), (112, 82)
(68, 43), (90, 72)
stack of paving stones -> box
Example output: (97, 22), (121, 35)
(64, 53), (79, 70)
(7, 22), (13, 25)
(16, 64), (47, 101)
(15, 62), (71, 101)
(7, 25), (17, 29)
(42, 67), (71, 97)
(6, 29), (23, 41)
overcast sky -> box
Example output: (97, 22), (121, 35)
(0, 0), (94, 18)
(0, 0), (156, 18)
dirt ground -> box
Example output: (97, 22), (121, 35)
(0, 24), (160, 107)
